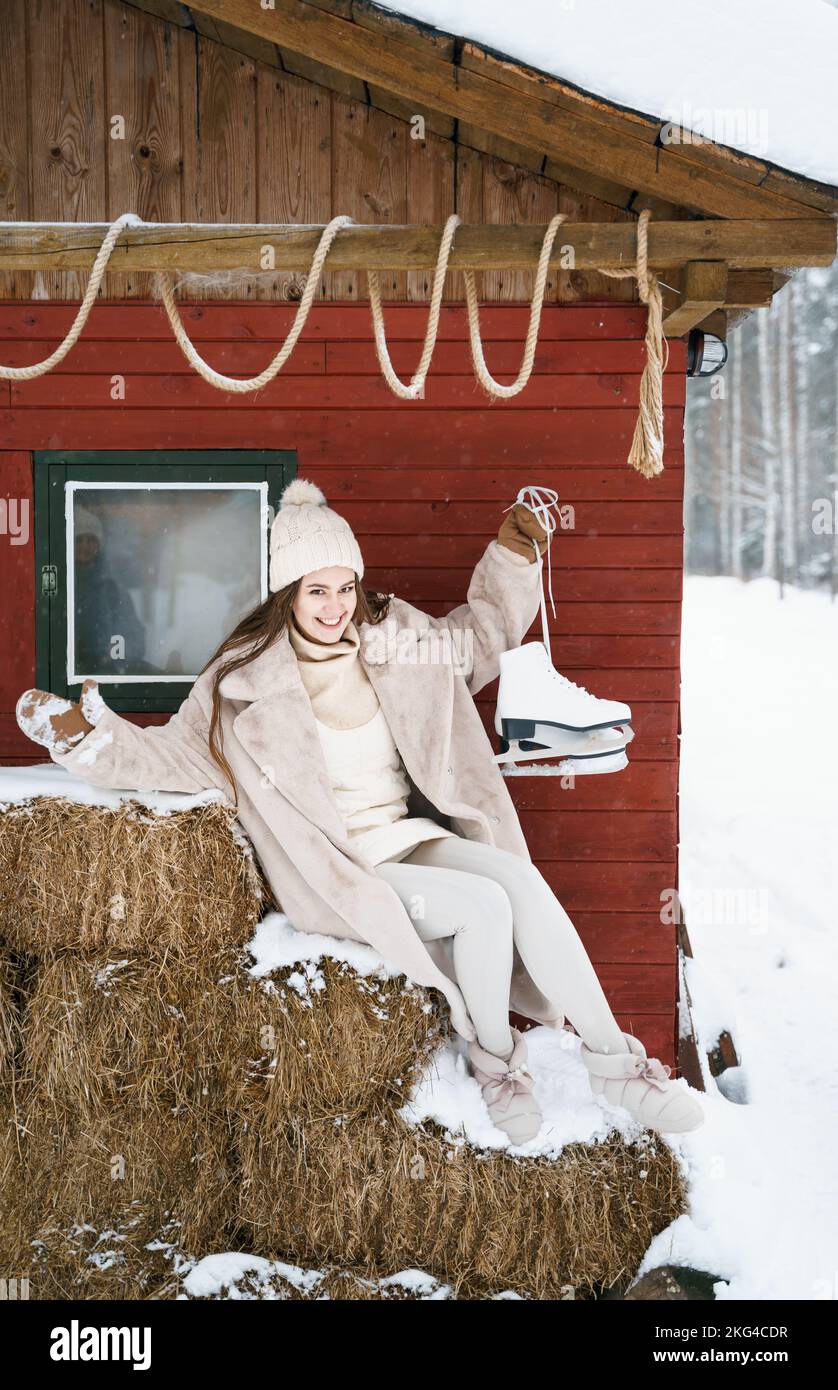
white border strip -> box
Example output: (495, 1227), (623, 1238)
(66, 480), (269, 684)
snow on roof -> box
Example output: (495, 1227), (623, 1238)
(375, 0), (838, 189)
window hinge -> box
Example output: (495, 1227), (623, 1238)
(41, 564), (58, 597)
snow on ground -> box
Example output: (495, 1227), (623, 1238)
(376, 0), (838, 186)
(639, 576), (838, 1300)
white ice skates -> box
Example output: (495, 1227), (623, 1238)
(494, 641), (635, 771)
(494, 486), (635, 773)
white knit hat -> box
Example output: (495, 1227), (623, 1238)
(269, 477), (364, 593)
(74, 502), (104, 545)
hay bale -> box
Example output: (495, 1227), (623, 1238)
(6, 1081), (238, 1264)
(236, 1111), (685, 1299)
(0, 796), (269, 962)
(17, 946), (247, 1119)
(0, 946), (36, 1080)
(15, 938), (443, 1125)
(224, 955), (446, 1123)
(0, 1076), (236, 1299)
(6, 1209), (189, 1302)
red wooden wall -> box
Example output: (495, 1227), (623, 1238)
(0, 300), (687, 1069)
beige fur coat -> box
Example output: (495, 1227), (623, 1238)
(48, 539), (561, 1041)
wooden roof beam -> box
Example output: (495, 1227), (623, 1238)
(0, 219), (833, 271)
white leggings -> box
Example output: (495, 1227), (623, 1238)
(376, 835), (626, 1060)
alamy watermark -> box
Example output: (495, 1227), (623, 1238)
(0, 497), (29, 546)
(660, 102), (770, 158)
(360, 616), (474, 675)
(661, 884), (769, 934)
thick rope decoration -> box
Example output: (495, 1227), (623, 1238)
(367, 213), (462, 400)
(154, 215), (357, 392)
(368, 211), (569, 401)
(0, 213), (147, 380)
(0, 210), (667, 474)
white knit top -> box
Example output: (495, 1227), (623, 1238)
(313, 707), (456, 866)
(285, 611), (455, 865)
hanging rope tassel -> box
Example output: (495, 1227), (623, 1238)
(599, 208), (670, 478)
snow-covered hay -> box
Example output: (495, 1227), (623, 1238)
(235, 1111), (685, 1299)
(2, 924), (688, 1298)
(226, 959), (445, 1123)
(16, 942), (442, 1125)
(2, 1210), (187, 1302)
(0, 796), (269, 961)
(178, 1254), (529, 1301)
(0, 1082), (238, 1296)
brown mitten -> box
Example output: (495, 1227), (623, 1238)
(16, 678), (100, 754)
(497, 503), (549, 563)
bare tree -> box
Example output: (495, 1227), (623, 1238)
(757, 308), (778, 578)
(776, 290), (798, 593)
(685, 261), (838, 590)
(833, 343), (838, 601)
(793, 276), (811, 575)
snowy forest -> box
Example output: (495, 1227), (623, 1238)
(684, 261), (838, 593)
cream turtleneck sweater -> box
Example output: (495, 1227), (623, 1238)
(287, 613), (456, 866)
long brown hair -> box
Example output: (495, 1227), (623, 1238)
(197, 577), (393, 809)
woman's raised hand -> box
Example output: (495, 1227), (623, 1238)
(497, 503), (549, 563)
(16, 678), (100, 753)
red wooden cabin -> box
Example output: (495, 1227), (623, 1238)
(2, 0), (835, 1075)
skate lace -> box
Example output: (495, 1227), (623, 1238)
(500, 485), (561, 655)
(549, 668), (583, 694)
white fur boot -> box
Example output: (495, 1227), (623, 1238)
(468, 1026), (543, 1144)
(580, 1031), (704, 1134)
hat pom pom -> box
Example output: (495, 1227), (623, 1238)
(280, 477), (327, 509)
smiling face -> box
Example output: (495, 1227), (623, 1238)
(291, 565), (358, 643)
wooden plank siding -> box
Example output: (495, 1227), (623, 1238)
(0, 0), (638, 306)
(0, 300), (686, 1069)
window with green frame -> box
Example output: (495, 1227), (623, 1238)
(34, 450), (297, 712)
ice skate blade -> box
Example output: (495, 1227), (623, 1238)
(493, 724), (634, 759)
(524, 721), (635, 752)
(500, 715), (633, 740)
(495, 747), (629, 774)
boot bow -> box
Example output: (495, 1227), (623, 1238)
(483, 1063), (535, 1108)
(628, 1054), (672, 1090)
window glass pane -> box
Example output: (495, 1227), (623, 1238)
(68, 484), (265, 681)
